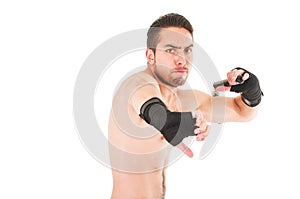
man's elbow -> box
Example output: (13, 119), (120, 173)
(240, 106), (259, 122)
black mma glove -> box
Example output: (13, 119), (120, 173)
(140, 97), (197, 146)
(230, 67), (263, 107)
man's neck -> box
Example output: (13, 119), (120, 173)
(144, 67), (178, 101)
(159, 83), (178, 100)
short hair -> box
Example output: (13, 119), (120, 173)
(147, 13), (194, 51)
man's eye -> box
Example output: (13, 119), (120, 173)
(185, 48), (192, 54)
(165, 49), (176, 54)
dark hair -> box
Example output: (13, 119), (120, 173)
(147, 13), (194, 51)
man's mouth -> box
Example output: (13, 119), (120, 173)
(173, 69), (187, 73)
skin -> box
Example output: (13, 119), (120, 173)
(108, 27), (259, 199)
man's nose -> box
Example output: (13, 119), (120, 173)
(174, 52), (187, 66)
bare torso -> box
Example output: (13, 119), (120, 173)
(108, 70), (202, 199)
(109, 110), (169, 199)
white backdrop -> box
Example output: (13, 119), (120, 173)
(1, 0), (300, 198)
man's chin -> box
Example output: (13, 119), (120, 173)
(172, 78), (187, 87)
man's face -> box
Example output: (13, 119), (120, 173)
(152, 27), (194, 87)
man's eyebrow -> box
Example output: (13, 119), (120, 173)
(163, 44), (194, 49)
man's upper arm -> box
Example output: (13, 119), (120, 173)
(129, 83), (162, 116)
(195, 90), (257, 123)
(199, 94), (258, 123)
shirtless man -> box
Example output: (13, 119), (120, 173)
(108, 13), (263, 199)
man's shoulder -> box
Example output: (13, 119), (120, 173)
(130, 70), (157, 83)
(177, 88), (211, 108)
(177, 88), (209, 98)
(119, 70), (158, 89)
(113, 70), (159, 99)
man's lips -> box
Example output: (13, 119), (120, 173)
(173, 69), (188, 73)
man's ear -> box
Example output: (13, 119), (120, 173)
(146, 48), (155, 64)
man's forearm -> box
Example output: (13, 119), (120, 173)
(234, 95), (259, 121)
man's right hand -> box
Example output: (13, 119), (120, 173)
(176, 109), (209, 158)
(192, 109), (209, 141)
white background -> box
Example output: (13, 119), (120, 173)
(1, 0), (300, 198)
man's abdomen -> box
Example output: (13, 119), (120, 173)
(111, 169), (166, 199)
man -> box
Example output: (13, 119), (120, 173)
(108, 13), (263, 199)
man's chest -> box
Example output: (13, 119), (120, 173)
(163, 90), (199, 112)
